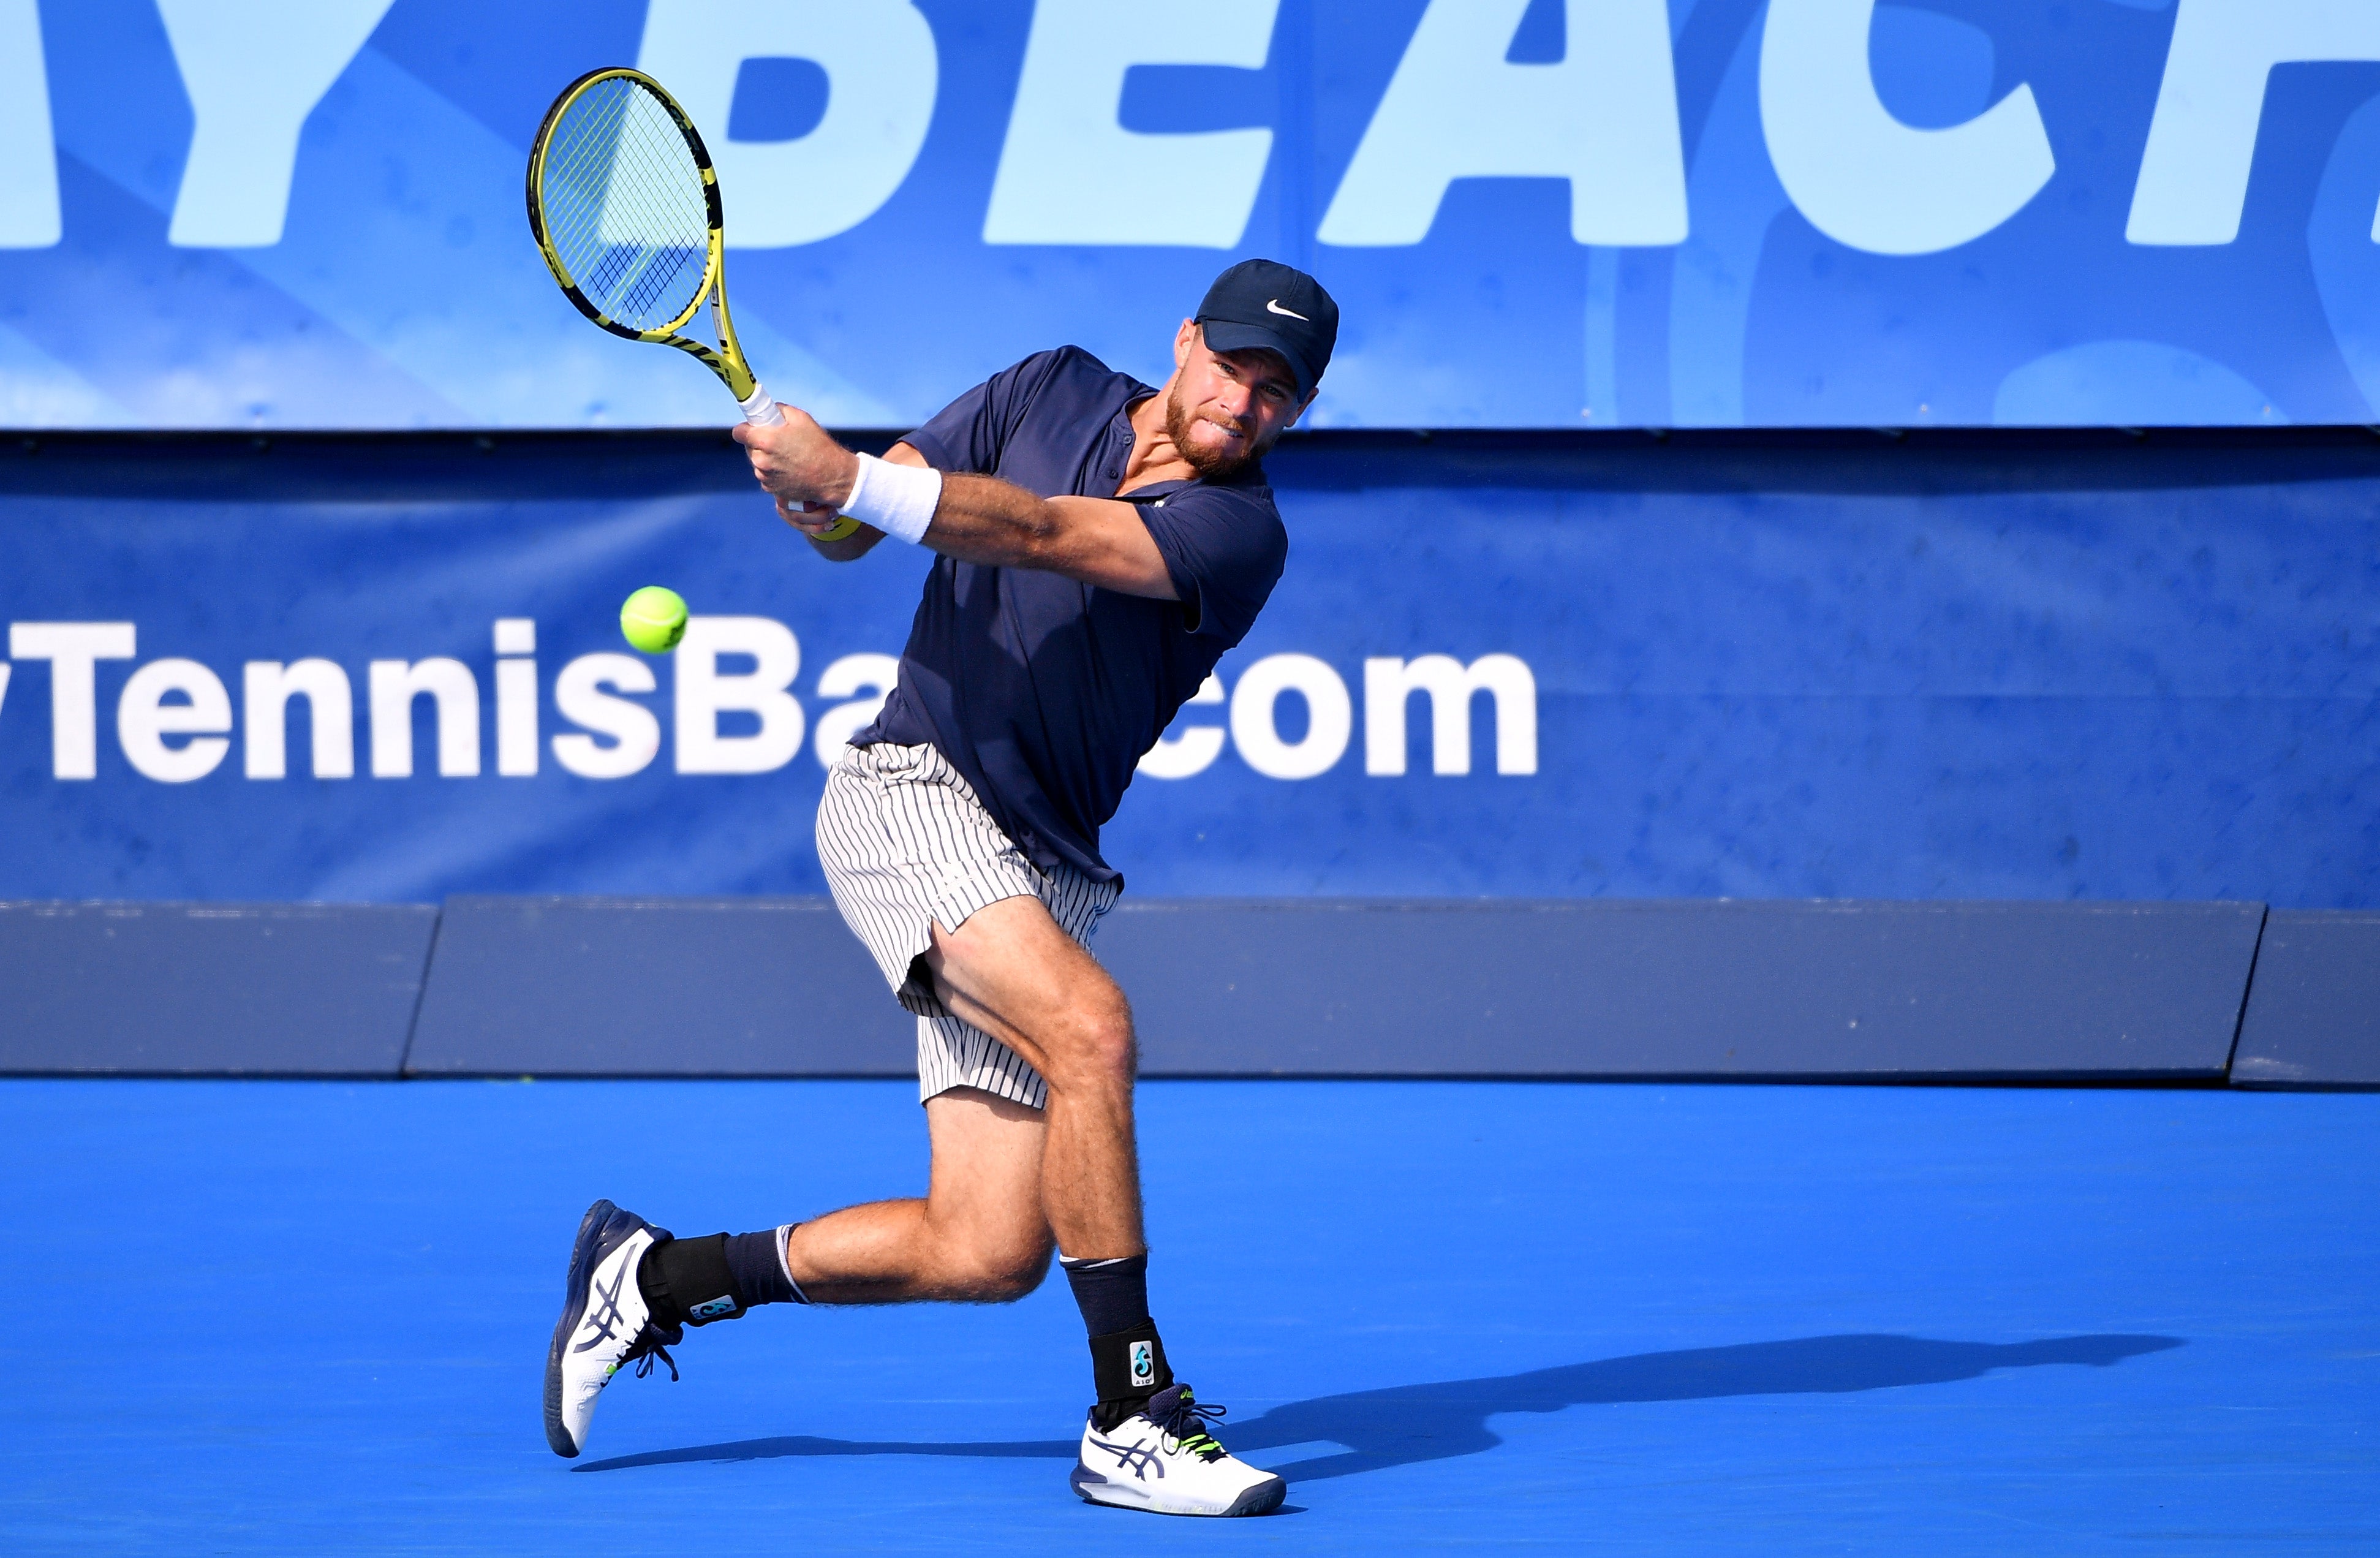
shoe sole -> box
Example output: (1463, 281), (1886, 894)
(542, 1198), (621, 1459)
(1072, 1465), (1287, 1518)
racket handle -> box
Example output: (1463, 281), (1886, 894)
(738, 384), (785, 426)
(739, 382), (858, 540)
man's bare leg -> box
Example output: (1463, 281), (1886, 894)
(783, 893), (1141, 1296)
(567, 892), (1282, 1510)
(546, 1080), (1057, 1456)
(784, 1086), (1054, 1303)
(920, 894), (1144, 1260)
(832, 896), (1281, 1512)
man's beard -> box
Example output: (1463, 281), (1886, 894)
(1165, 382), (1266, 480)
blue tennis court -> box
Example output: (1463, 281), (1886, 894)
(14, 1), (2380, 1551)
(5, 1077), (2371, 1554)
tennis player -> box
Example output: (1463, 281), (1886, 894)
(546, 259), (1337, 1518)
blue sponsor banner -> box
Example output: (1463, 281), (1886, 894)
(0, 431), (2373, 905)
(6, 1), (2380, 430)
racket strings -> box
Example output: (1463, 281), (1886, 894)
(603, 112), (709, 321)
(538, 78), (711, 330)
(558, 94), (705, 323)
(559, 91), (703, 312)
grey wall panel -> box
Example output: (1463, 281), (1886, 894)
(146, 894), (2260, 1082)
(405, 896), (913, 1076)
(1099, 899), (2264, 1080)
(0, 902), (436, 1075)
(2231, 910), (2380, 1089)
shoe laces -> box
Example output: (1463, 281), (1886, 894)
(579, 1252), (683, 1385)
(1147, 1388), (1230, 1462)
(625, 1318), (682, 1383)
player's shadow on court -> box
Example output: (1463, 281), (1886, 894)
(573, 1332), (2183, 1482)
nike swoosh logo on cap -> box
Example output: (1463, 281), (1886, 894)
(1266, 299), (1310, 321)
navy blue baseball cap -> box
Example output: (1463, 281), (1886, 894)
(1194, 259), (1338, 401)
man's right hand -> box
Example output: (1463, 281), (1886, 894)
(779, 439), (942, 560)
(733, 402), (858, 512)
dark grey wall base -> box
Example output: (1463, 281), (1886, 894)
(402, 896), (2262, 1081)
(0, 902), (436, 1075)
(1103, 899), (2262, 1081)
(4, 894), (2370, 1087)
(402, 896), (913, 1077)
(2231, 910), (2380, 1089)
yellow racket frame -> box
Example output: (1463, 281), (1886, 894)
(527, 67), (762, 402)
(527, 67), (858, 540)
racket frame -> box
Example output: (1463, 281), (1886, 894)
(526, 67), (766, 409)
(527, 66), (859, 540)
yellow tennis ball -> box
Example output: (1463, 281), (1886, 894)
(620, 586), (687, 654)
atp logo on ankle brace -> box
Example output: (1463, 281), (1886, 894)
(1130, 1341), (1156, 1390)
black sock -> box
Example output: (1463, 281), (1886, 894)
(725, 1228), (807, 1307)
(1063, 1254), (1171, 1425)
(1061, 1252), (1150, 1335)
(638, 1227), (808, 1328)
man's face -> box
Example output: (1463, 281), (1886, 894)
(1164, 322), (1311, 479)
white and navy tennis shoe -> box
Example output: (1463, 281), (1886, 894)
(1070, 1385), (1285, 1517)
(543, 1199), (681, 1458)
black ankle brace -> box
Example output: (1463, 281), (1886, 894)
(1087, 1321), (1171, 1418)
(637, 1233), (745, 1328)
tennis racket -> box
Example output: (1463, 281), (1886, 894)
(527, 67), (858, 540)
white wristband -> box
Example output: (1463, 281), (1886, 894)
(842, 452), (942, 545)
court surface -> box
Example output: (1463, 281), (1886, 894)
(2, 1078), (2373, 1554)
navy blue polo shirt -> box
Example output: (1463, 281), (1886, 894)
(855, 347), (1288, 886)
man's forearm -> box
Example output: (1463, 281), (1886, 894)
(785, 464), (1050, 567)
(921, 473), (1062, 569)
(813, 452), (1173, 599)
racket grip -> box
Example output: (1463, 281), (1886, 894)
(738, 384), (785, 426)
(741, 381), (857, 539)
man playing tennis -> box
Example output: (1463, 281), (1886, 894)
(545, 259), (1338, 1518)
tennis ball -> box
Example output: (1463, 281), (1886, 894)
(620, 586), (688, 653)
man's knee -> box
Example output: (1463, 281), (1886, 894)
(1039, 994), (1135, 1091)
(941, 1235), (1054, 1303)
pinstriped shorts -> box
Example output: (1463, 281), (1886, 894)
(815, 741), (1119, 1110)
